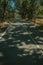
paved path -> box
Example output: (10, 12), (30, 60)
(0, 22), (43, 48)
(0, 21), (43, 65)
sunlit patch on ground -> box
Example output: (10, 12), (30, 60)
(0, 22), (43, 65)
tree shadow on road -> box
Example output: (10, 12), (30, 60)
(0, 25), (43, 65)
(0, 46), (43, 65)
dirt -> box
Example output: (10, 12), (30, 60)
(0, 22), (11, 29)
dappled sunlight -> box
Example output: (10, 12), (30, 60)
(0, 52), (4, 57)
(19, 32), (32, 35)
(0, 22), (43, 65)
(37, 41), (43, 44)
(34, 35), (43, 44)
(17, 48), (43, 57)
(0, 46), (43, 65)
(0, 0), (43, 64)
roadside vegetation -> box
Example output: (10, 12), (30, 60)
(0, 0), (43, 33)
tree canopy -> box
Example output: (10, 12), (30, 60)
(0, 0), (15, 22)
(0, 0), (42, 22)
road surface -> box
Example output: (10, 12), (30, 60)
(0, 19), (43, 65)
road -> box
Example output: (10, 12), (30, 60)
(0, 22), (43, 48)
(0, 20), (43, 65)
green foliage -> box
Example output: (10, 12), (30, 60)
(0, 0), (15, 22)
(16, 0), (39, 20)
(40, 0), (43, 6)
(0, 0), (42, 22)
(27, 0), (39, 20)
(19, 0), (28, 19)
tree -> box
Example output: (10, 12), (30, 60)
(2, 0), (8, 21)
(19, 0), (27, 19)
(40, 0), (43, 6)
(0, 0), (15, 22)
(7, 0), (15, 21)
(27, 0), (39, 22)
(16, 0), (39, 21)
(16, 0), (23, 10)
(17, 0), (29, 19)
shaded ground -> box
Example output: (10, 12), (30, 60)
(0, 20), (43, 65)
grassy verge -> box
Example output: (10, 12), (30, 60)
(0, 21), (11, 33)
(36, 18), (43, 26)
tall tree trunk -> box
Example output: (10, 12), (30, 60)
(2, 0), (7, 21)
